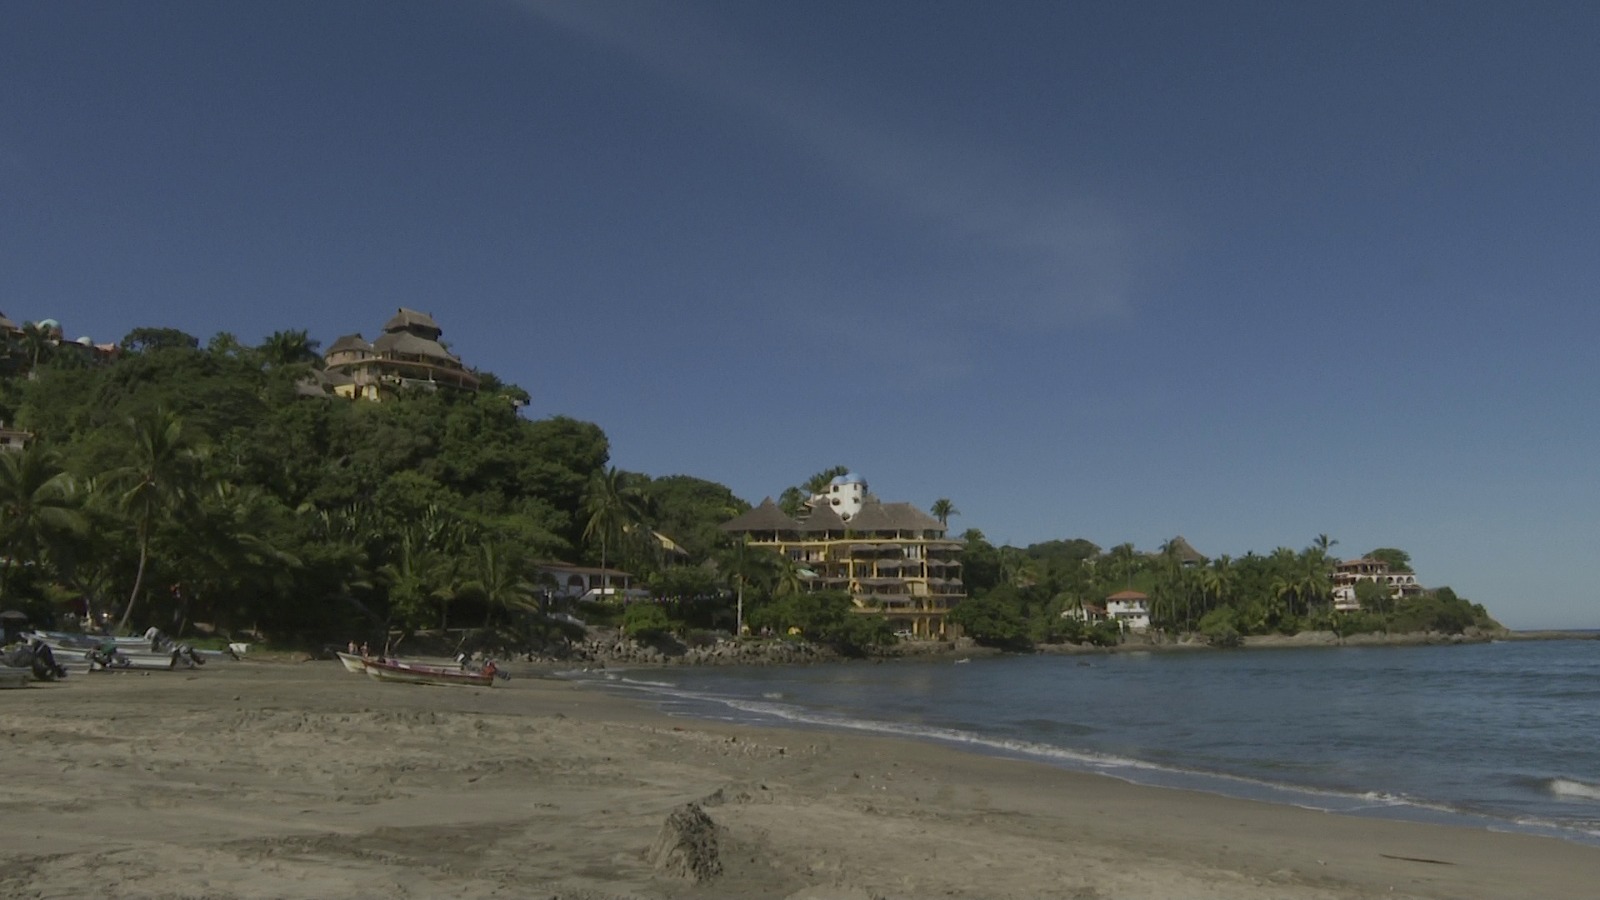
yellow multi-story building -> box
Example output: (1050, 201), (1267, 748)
(721, 474), (965, 638)
(322, 308), (479, 401)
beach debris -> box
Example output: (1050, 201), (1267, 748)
(648, 802), (722, 882)
(1379, 853), (1456, 865)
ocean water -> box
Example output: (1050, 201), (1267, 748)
(563, 638), (1600, 844)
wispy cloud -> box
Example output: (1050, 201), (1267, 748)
(521, 0), (1144, 340)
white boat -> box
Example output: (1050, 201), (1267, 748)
(0, 666), (31, 689)
(24, 628), (236, 670)
(336, 651), (368, 674)
(44, 641), (198, 671)
(361, 657), (497, 688)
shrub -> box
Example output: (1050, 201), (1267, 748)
(622, 602), (672, 640)
(1199, 606), (1242, 648)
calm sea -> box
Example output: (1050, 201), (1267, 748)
(564, 638), (1600, 844)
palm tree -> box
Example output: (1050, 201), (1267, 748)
(771, 553), (805, 598)
(19, 321), (56, 373)
(111, 408), (203, 634)
(1297, 549), (1333, 617)
(1106, 542), (1140, 590)
(456, 541), (538, 628)
(715, 535), (758, 635)
(257, 329), (321, 367)
(0, 444), (86, 594)
(930, 498), (959, 528)
(181, 482), (301, 636)
(803, 466), (850, 496)
(380, 528), (446, 632)
(583, 467), (649, 598)
(1199, 555), (1234, 616)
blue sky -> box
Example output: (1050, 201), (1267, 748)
(4, 1), (1598, 628)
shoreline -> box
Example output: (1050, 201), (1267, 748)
(6, 661), (1600, 899)
(551, 625), (1591, 671)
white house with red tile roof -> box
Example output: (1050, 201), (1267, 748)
(1105, 590), (1151, 632)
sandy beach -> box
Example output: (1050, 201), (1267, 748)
(5, 661), (1599, 900)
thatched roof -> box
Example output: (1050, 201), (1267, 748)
(848, 500), (943, 534)
(798, 503), (848, 532)
(720, 498), (800, 533)
(327, 333), (372, 354)
(1107, 590), (1148, 601)
(383, 308), (442, 338)
(1164, 535), (1207, 565)
(373, 330), (458, 361)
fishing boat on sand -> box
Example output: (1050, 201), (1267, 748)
(361, 656), (498, 688)
(336, 651), (368, 674)
(0, 666), (31, 689)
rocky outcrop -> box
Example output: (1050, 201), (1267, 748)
(561, 634), (839, 667)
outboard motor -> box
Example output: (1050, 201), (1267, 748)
(4, 639), (67, 681)
(174, 642), (206, 667)
(30, 639), (68, 681)
(87, 640), (130, 670)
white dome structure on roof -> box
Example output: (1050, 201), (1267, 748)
(819, 473), (868, 521)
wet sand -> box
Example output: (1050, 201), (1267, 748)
(4, 661), (1598, 899)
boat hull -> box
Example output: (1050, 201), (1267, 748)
(362, 659), (494, 688)
(336, 651), (368, 674)
(45, 644), (190, 671)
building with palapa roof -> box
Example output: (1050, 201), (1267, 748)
(321, 308), (480, 401)
(721, 475), (965, 638)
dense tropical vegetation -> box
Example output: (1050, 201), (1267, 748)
(0, 321), (1499, 655)
(0, 326), (754, 649)
(952, 531), (1498, 648)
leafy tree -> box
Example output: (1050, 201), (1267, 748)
(751, 589), (890, 654)
(948, 595), (1028, 648)
(1367, 547), (1413, 572)
(930, 498), (959, 527)
(1197, 606), (1242, 647)
(643, 475), (748, 561)
(960, 530), (1001, 594)
(1353, 578), (1394, 615)
(520, 416), (610, 546)
(121, 327), (200, 354)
